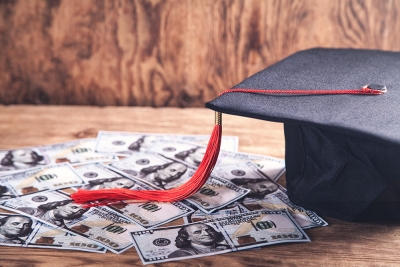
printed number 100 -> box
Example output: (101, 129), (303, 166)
(270, 234), (299, 239)
(69, 242), (99, 248)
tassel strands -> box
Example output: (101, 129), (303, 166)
(71, 112), (222, 207)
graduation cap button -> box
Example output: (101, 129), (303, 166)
(366, 84), (387, 92)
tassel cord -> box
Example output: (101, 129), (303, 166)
(219, 86), (385, 96)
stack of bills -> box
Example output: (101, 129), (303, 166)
(0, 131), (327, 264)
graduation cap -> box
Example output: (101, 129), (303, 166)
(72, 48), (399, 222)
(206, 48), (400, 221)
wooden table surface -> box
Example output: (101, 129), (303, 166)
(0, 105), (399, 267)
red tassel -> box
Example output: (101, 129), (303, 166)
(71, 116), (222, 206)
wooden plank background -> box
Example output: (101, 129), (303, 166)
(0, 0), (399, 107)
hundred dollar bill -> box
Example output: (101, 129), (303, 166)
(216, 210), (310, 249)
(146, 139), (210, 167)
(0, 211), (106, 252)
(184, 175), (250, 214)
(26, 222), (106, 253)
(242, 189), (328, 229)
(179, 199), (200, 212)
(225, 202), (251, 213)
(94, 131), (238, 156)
(213, 161), (327, 229)
(185, 206), (242, 223)
(0, 146), (48, 174)
(74, 163), (137, 190)
(0, 139), (118, 176)
(0, 190), (143, 254)
(212, 161), (281, 196)
(40, 138), (118, 166)
(74, 163), (195, 228)
(213, 161), (288, 215)
(109, 152), (193, 190)
(106, 199), (194, 229)
(216, 151), (285, 181)
(184, 202), (251, 224)
(131, 210), (309, 264)
(0, 212), (37, 247)
(0, 163), (85, 200)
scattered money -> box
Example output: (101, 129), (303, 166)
(95, 131), (238, 156)
(131, 210), (309, 265)
(0, 163), (86, 200)
(0, 190), (144, 254)
(0, 131), (328, 262)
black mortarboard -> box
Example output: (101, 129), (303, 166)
(206, 48), (400, 222)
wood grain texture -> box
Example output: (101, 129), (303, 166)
(0, 105), (285, 157)
(0, 0), (399, 107)
(0, 105), (399, 266)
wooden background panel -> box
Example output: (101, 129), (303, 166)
(0, 0), (399, 107)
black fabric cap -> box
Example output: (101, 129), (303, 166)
(206, 48), (400, 221)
